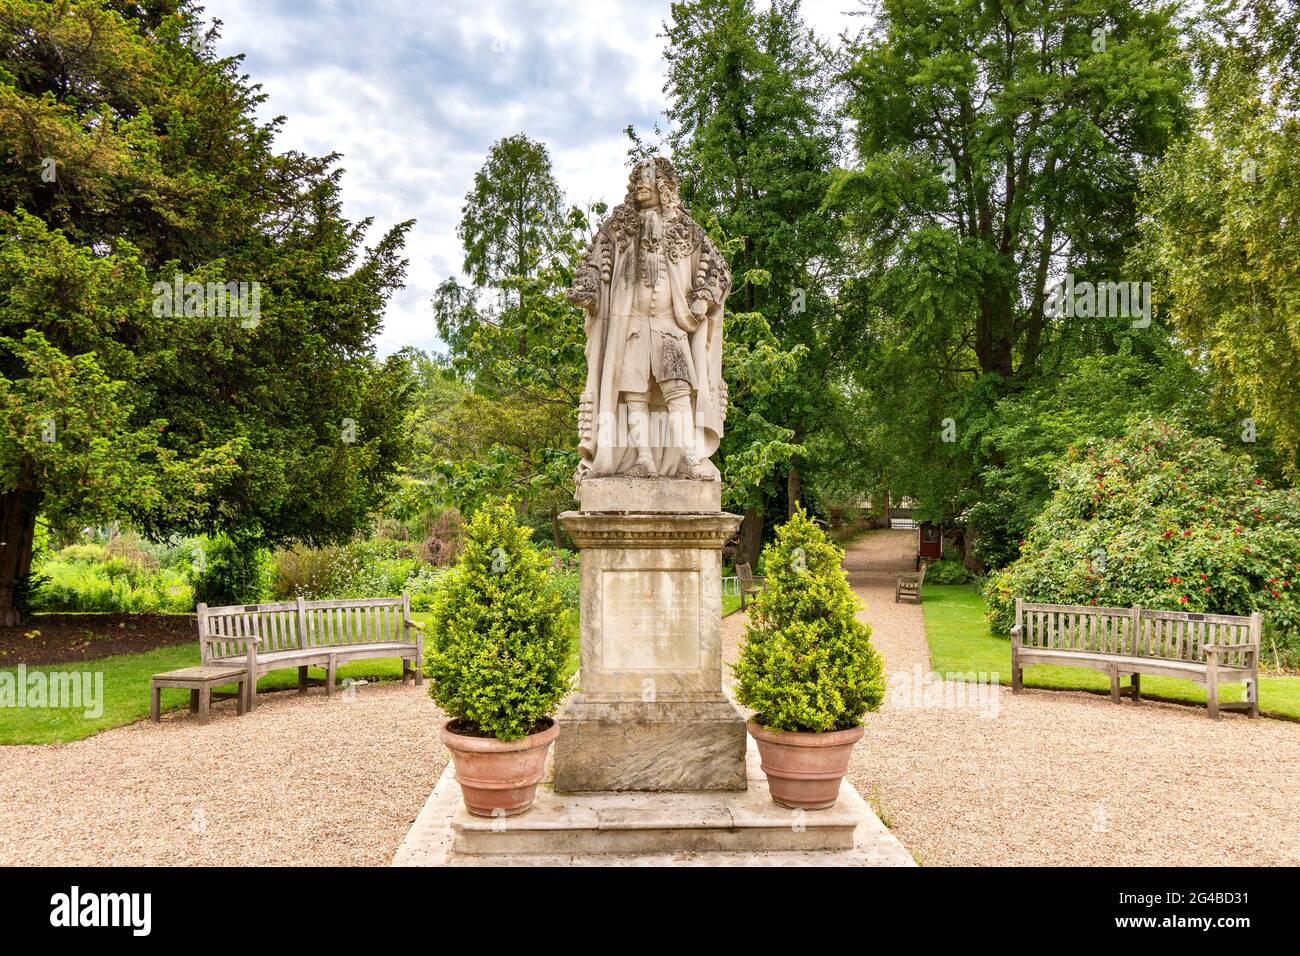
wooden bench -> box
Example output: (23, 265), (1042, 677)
(199, 594), (425, 712)
(1011, 599), (1261, 719)
(736, 562), (764, 609)
(150, 665), (248, 725)
(895, 562), (926, 604)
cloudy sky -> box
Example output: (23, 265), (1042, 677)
(204, 0), (864, 355)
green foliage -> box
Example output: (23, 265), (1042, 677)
(985, 421), (1300, 658)
(270, 538), (419, 600)
(426, 501), (572, 741)
(36, 560), (191, 614)
(455, 133), (567, 288)
(734, 507), (886, 732)
(925, 559), (972, 585)
(0, 1), (415, 620)
(1138, 0), (1300, 474)
(191, 535), (271, 607)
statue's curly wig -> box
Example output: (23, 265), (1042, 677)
(623, 156), (685, 219)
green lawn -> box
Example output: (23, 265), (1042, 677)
(921, 583), (1300, 719)
(723, 592), (742, 617)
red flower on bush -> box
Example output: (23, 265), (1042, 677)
(1179, 595), (1189, 603)
(1163, 529), (1175, 539)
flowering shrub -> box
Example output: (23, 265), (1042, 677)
(984, 421), (1300, 661)
(734, 507), (886, 732)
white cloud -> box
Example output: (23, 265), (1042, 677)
(203, 0), (860, 355)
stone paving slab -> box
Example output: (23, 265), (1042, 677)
(392, 736), (915, 867)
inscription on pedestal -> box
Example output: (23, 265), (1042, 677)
(600, 569), (700, 670)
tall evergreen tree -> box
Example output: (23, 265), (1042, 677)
(0, 0), (414, 623)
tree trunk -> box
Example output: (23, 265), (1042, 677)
(736, 502), (765, 570)
(787, 464), (802, 517)
(0, 461), (42, 627)
(550, 504), (562, 549)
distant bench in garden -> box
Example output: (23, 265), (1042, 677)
(196, 595), (424, 713)
(1011, 599), (1261, 719)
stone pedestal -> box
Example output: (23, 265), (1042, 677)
(556, 479), (745, 792)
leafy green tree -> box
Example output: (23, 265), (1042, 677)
(0, 1), (414, 623)
(455, 133), (567, 289)
(734, 506), (886, 732)
(1139, 0), (1300, 475)
(830, 0), (1193, 560)
(426, 500), (573, 741)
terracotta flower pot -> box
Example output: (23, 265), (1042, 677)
(440, 718), (559, 817)
(746, 720), (864, 810)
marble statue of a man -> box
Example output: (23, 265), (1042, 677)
(568, 157), (731, 481)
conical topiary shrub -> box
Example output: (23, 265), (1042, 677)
(734, 507), (886, 809)
(427, 499), (572, 741)
(427, 500), (572, 816)
(735, 506), (886, 733)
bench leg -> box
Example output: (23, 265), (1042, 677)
(150, 684), (161, 723)
(236, 681), (246, 716)
(326, 658), (337, 697)
(1109, 667), (1121, 704)
(189, 688), (200, 715)
(1011, 667), (1022, 693)
(198, 686), (211, 726)
(298, 665), (309, 694)
(402, 658), (411, 685)
(1131, 673), (1141, 704)
(1207, 675), (1220, 720)
(1248, 677), (1259, 719)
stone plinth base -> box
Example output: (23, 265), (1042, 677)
(557, 506), (744, 793)
(576, 476), (720, 513)
(554, 695), (746, 792)
(390, 736), (916, 867)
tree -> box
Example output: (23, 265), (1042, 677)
(423, 135), (592, 542)
(660, 0), (845, 564)
(830, 0), (1193, 561)
(455, 133), (566, 289)
(0, 1), (414, 623)
(1139, 0), (1300, 475)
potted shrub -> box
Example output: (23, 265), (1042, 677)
(734, 507), (886, 810)
(427, 501), (572, 817)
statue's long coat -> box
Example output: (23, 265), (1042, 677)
(571, 203), (731, 478)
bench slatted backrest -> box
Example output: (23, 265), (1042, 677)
(1016, 601), (1258, 664)
(299, 597), (406, 649)
(201, 596), (411, 663)
(200, 600), (302, 663)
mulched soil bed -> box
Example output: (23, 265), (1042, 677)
(0, 613), (196, 666)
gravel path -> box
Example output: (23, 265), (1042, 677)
(0, 681), (447, 866)
(832, 530), (1300, 866)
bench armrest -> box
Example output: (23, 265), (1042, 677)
(403, 618), (425, 631)
(199, 633), (263, 645)
(1009, 625), (1022, 639)
(1204, 643), (1255, 651)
